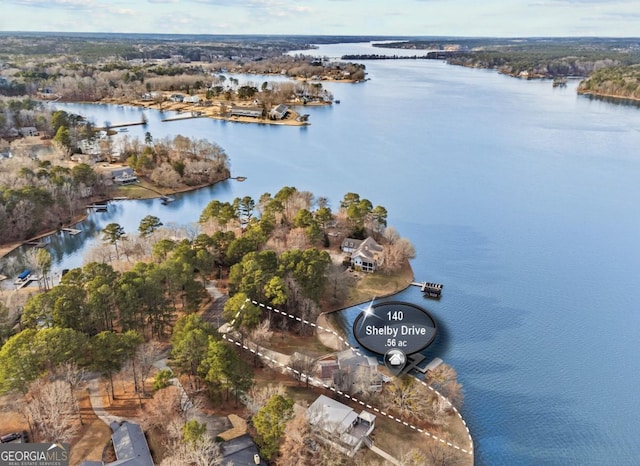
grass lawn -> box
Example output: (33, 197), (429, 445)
(112, 179), (162, 199)
(342, 261), (414, 309)
(266, 330), (336, 358)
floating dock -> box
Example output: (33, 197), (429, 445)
(411, 281), (443, 298)
(160, 195), (175, 205)
(61, 228), (82, 235)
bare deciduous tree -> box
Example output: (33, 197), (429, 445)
(427, 364), (464, 409)
(25, 378), (79, 443)
(160, 432), (227, 466)
(279, 410), (315, 466)
(289, 353), (316, 388)
(56, 361), (86, 425)
(241, 383), (286, 416)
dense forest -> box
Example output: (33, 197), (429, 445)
(577, 65), (640, 100)
(0, 33), (366, 104)
(375, 38), (640, 78)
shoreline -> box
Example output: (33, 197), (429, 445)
(314, 261), (475, 464)
(0, 176), (231, 262)
(576, 89), (640, 103)
(96, 96), (318, 127)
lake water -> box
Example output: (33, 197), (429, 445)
(7, 43), (640, 465)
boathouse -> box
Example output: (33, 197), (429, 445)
(230, 106), (263, 118)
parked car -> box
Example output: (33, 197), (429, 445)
(0, 432), (22, 443)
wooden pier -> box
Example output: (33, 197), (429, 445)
(411, 281), (443, 298)
(61, 227), (82, 235)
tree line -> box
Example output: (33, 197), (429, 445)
(578, 65), (640, 100)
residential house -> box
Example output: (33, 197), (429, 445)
(341, 238), (363, 254)
(141, 92), (159, 101)
(81, 421), (154, 466)
(19, 126), (39, 137)
(169, 93), (184, 103)
(316, 358), (340, 387)
(184, 95), (200, 104)
(111, 167), (138, 184)
(307, 394), (376, 457)
(268, 104), (289, 120)
(221, 434), (267, 465)
(343, 237), (384, 273)
(230, 106), (263, 118)
(335, 349), (383, 393)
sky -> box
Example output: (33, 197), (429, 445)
(1, 0), (639, 37)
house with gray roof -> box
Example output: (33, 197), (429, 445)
(230, 106), (263, 118)
(268, 104), (289, 120)
(221, 434), (267, 465)
(110, 167), (138, 185)
(342, 237), (384, 273)
(80, 421), (154, 466)
(307, 394), (375, 457)
(19, 126), (39, 137)
(334, 349), (383, 393)
(109, 421), (154, 466)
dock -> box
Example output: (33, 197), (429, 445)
(160, 195), (175, 205)
(161, 112), (204, 122)
(414, 357), (444, 374)
(25, 239), (47, 248)
(87, 203), (108, 212)
(14, 275), (41, 289)
(411, 281), (443, 298)
(61, 227), (82, 235)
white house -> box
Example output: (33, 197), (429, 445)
(268, 104), (289, 120)
(307, 394), (376, 457)
(19, 127), (39, 137)
(343, 237), (384, 273)
(184, 95), (200, 104)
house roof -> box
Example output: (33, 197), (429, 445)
(111, 168), (136, 179)
(351, 237), (383, 264)
(271, 104), (288, 113)
(336, 349), (378, 372)
(308, 394), (357, 435)
(110, 422), (154, 466)
(317, 360), (339, 379)
(221, 434), (267, 465)
(341, 238), (363, 250)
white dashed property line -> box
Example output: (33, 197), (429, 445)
(236, 298), (473, 455)
(221, 330), (471, 456)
